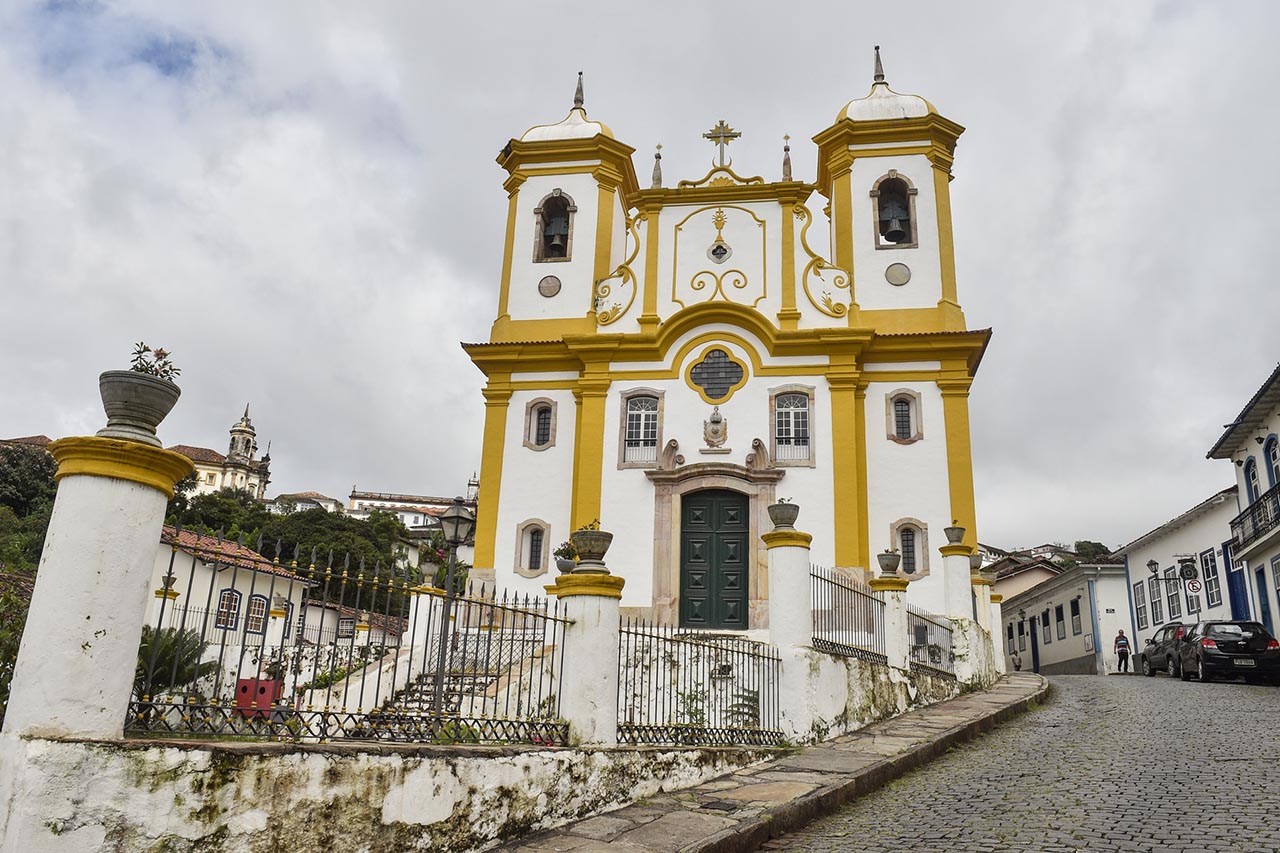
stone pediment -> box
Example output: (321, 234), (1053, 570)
(677, 166), (765, 190)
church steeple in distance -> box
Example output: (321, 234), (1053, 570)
(228, 403), (258, 462)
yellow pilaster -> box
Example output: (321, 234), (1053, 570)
(938, 371), (978, 549)
(932, 166), (965, 330)
(827, 361), (863, 569)
(591, 178), (618, 323)
(472, 379), (512, 571)
(638, 205), (661, 336)
(830, 157), (860, 323)
(570, 370), (612, 529)
(854, 381), (870, 571)
(777, 197), (801, 330)
(493, 176), (524, 331)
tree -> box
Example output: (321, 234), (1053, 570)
(171, 487), (272, 539)
(135, 625), (218, 699)
(0, 577), (33, 726)
(0, 444), (56, 520)
(1073, 540), (1111, 562)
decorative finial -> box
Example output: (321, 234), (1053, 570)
(574, 71), (584, 110)
(243, 403), (250, 419)
(873, 45), (885, 84)
(703, 119), (742, 168)
(651, 144), (663, 189)
(782, 134), (792, 182)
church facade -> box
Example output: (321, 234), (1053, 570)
(465, 53), (989, 627)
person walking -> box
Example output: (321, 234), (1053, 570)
(1011, 650), (1022, 672)
(1114, 629), (1132, 673)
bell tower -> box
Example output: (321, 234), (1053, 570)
(227, 404), (257, 464)
(812, 47), (967, 333)
(490, 73), (640, 343)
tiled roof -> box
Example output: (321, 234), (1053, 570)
(1207, 362), (1280, 459)
(168, 444), (227, 464)
(0, 572), (35, 604)
(161, 526), (309, 583)
(281, 491), (337, 501)
(1, 435), (52, 448)
(1113, 485), (1239, 556)
(308, 600), (405, 635)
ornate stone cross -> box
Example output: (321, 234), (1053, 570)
(703, 120), (741, 167)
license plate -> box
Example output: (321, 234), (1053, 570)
(1233, 659), (1256, 666)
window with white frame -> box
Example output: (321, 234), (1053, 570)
(1185, 584), (1201, 615)
(1055, 604), (1066, 640)
(246, 595), (268, 634)
(1267, 437), (1280, 487)
(773, 390), (812, 464)
(1134, 582), (1149, 630)
(900, 527), (918, 575)
(1164, 568), (1181, 620)
(890, 518), (929, 578)
(514, 518), (551, 578)
(337, 617), (355, 638)
(1041, 610), (1051, 644)
(1007, 623), (1014, 647)
(886, 390), (923, 444)
(1070, 599), (1082, 635)
(622, 394), (660, 464)
(1272, 556), (1280, 596)
(1201, 550), (1222, 608)
(1148, 577), (1163, 624)
(215, 589), (241, 630)
(1017, 620), (1026, 651)
(1245, 459), (1260, 504)
(523, 398), (558, 451)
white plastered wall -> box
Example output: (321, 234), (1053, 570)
(862, 378), (951, 613)
(506, 171), (602, 322)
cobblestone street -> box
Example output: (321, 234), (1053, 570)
(761, 675), (1280, 853)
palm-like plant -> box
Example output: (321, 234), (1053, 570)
(134, 625), (218, 699)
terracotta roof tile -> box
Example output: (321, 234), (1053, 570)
(161, 526), (309, 583)
(1, 435), (52, 448)
(167, 444), (227, 464)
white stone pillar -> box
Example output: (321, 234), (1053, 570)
(406, 586), (445, 648)
(870, 577), (910, 670)
(990, 593), (1007, 674)
(2, 437), (192, 740)
(763, 528), (813, 649)
(971, 571), (993, 633)
(940, 543), (975, 622)
(546, 573), (625, 747)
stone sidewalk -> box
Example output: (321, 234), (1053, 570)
(497, 673), (1049, 853)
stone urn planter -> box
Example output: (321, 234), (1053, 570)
(943, 524), (966, 545)
(555, 557), (577, 574)
(766, 501), (800, 530)
(876, 549), (902, 577)
(569, 529), (613, 563)
(96, 370), (181, 447)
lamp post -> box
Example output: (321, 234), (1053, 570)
(431, 496), (476, 729)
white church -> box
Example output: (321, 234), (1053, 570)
(465, 51), (989, 628)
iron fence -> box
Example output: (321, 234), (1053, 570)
(906, 603), (955, 677)
(810, 564), (886, 664)
(616, 617), (783, 746)
(128, 528), (569, 745)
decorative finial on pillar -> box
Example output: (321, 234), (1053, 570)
(873, 45), (885, 85)
(651, 144), (663, 188)
(573, 71), (584, 110)
(782, 134), (792, 182)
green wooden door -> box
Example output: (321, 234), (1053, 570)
(680, 489), (749, 629)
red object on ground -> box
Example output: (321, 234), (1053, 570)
(235, 678), (281, 718)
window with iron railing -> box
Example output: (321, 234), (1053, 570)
(623, 396), (659, 463)
(900, 527), (917, 574)
(774, 392), (811, 462)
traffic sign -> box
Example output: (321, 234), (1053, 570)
(1186, 579), (1203, 594)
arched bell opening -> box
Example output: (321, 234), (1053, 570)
(870, 171), (919, 249)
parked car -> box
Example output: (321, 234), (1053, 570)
(1178, 621), (1280, 684)
(1139, 623), (1187, 677)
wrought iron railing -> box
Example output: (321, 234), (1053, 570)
(616, 618), (783, 746)
(128, 531), (569, 745)
(906, 603), (954, 677)
(1231, 481), (1280, 551)
(810, 564), (886, 664)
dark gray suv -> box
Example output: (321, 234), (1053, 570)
(1139, 623), (1187, 678)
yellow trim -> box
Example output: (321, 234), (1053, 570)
(592, 184), (618, 315)
(546, 572), (626, 599)
(50, 436), (194, 499)
(854, 382), (870, 571)
(683, 344), (749, 405)
(669, 205), (768, 310)
(869, 576), (909, 593)
(970, 574), (993, 587)
(496, 190), (520, 322)
(933, 166), (960, 311)
(154, 589), (180, 600)
(490, 316), (599, 343)
(939, 543), (974, 558)
(268, 608), (287, 618)
(827, 364), (862, 568)
(778, 198), (799, 329)
(410, 585), (447, 596)
(938, 374), (978, 549)
(638, 205), (662, 334)
(989, 593), (1004, 604)
(355, 623), (370, 632)
(830, 166), (857, 320)
(761, 529), (813, 549)
(472, 382), (512, 570)
(570, 373), (610, 528)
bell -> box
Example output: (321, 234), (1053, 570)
(548, 233), (565, 254)
(884, 217), (906, 243)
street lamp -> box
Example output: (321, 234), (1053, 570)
(1147, 559), (1159, 575)
(431, 496), (476, 728)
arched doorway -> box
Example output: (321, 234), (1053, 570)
(680, 489), (749, 629)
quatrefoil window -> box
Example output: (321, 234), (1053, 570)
(688, 348), (747, 403)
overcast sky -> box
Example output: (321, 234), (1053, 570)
(1, 1), (1276, 551)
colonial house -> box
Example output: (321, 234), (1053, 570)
(1114, 486), (1242, 643)
(145, 526), (312, 643)
(265, 492), (344, 514)
(169, 406), (271, 499)
(298, 600), (405, 647)
(1207, 362), (1280, 635)
(1000, 557), (1130, 675)
(990, 554), (1064, 602)
(465, 54), (989, 627)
